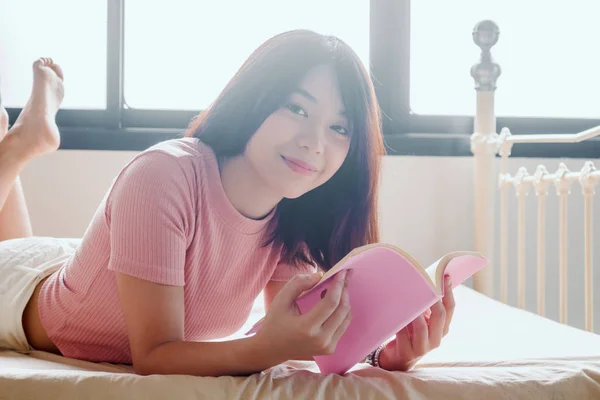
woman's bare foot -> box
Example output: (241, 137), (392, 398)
(5, 58), (64, 160)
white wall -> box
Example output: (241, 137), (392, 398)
(19, 150), (599, 333)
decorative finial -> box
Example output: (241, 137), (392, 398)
(513, 167), (530, 197)
(497, 127), (513, 157)
(579, 161), (597, 195)
(533, 165), (551, 196)
(473, 20), (500, 49)
(470, 20), (502, 91)
(554, 163), (572, 196)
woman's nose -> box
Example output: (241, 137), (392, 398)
(296, 127), (325, 154)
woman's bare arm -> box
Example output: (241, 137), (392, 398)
(115, 272), (281, 377)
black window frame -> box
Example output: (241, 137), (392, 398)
(5, 0), (599, 158)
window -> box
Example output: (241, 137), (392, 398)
(410, 0), (600, 119)
(0, 0), (596, 157)
(0, 0), (107, 109)
(123, 0), (369, 110)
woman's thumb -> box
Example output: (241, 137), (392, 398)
(281, 272), (323, 302)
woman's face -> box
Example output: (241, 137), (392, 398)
(244, 64), (351, 199)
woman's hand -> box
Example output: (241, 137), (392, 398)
(251, 270), (353, 365)
(378, 275), (455, 372)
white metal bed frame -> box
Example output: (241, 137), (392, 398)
(469, 20), (599, 333)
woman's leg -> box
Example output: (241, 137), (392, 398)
(0, 82), (32, 241)
(0, 132), (34, 242)
(0, 177), (32, 241)
(0, 58), (64, 242)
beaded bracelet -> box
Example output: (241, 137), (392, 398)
(364, 341), (387, 367)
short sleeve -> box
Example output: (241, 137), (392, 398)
(270, 259), (318, 281)
(106, 150), (194, 286)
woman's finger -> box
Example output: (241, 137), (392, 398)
(410, 314), (429, 355)
(321, 277), (351, 335)
(441, 276), (455, 336)
(395, 325), (413, 359)
(427, 300), (445, 348)
(306, 270), (348, 326)
(328, 306), (352, 346)
(424, 307), (432, 320)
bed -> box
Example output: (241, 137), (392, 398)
(2, 285), (600, 399)
(2, 20), (600, 399)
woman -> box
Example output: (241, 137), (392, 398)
(0, 30), (455, 376)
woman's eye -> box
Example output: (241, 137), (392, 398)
(286, 103), (308, 117)
(331, 125), (348, 135)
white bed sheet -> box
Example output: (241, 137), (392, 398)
(2, 285), (600, 399)
(418, 285), (600, 364)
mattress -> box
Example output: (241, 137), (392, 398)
(1, 285), (600, 399)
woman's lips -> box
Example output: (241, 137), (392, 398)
(281, 156), (318, 176)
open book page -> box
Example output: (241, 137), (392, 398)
(425, 251), (487, 294)
(425, 258), (444, 291)
(294, 245), (485, 299)
(316, 244), (465, 297)
(309, 243), (422, 288)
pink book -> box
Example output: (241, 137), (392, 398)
(245, 243), (488, 375)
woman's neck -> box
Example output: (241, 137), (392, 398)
(219, 154), (281, 220)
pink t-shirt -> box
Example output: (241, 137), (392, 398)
(38, 138), (313, 364)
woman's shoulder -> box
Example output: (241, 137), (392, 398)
(130, 137), (216, 174)
(105, 138), (202, 195)
(104, 137), (219, 206)
(105, 139), (210, 214)
(142, 137), (210, 161)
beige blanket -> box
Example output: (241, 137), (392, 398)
(2, 286), (600, 399)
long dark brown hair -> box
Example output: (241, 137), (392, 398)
(184, 29), (384, 272)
